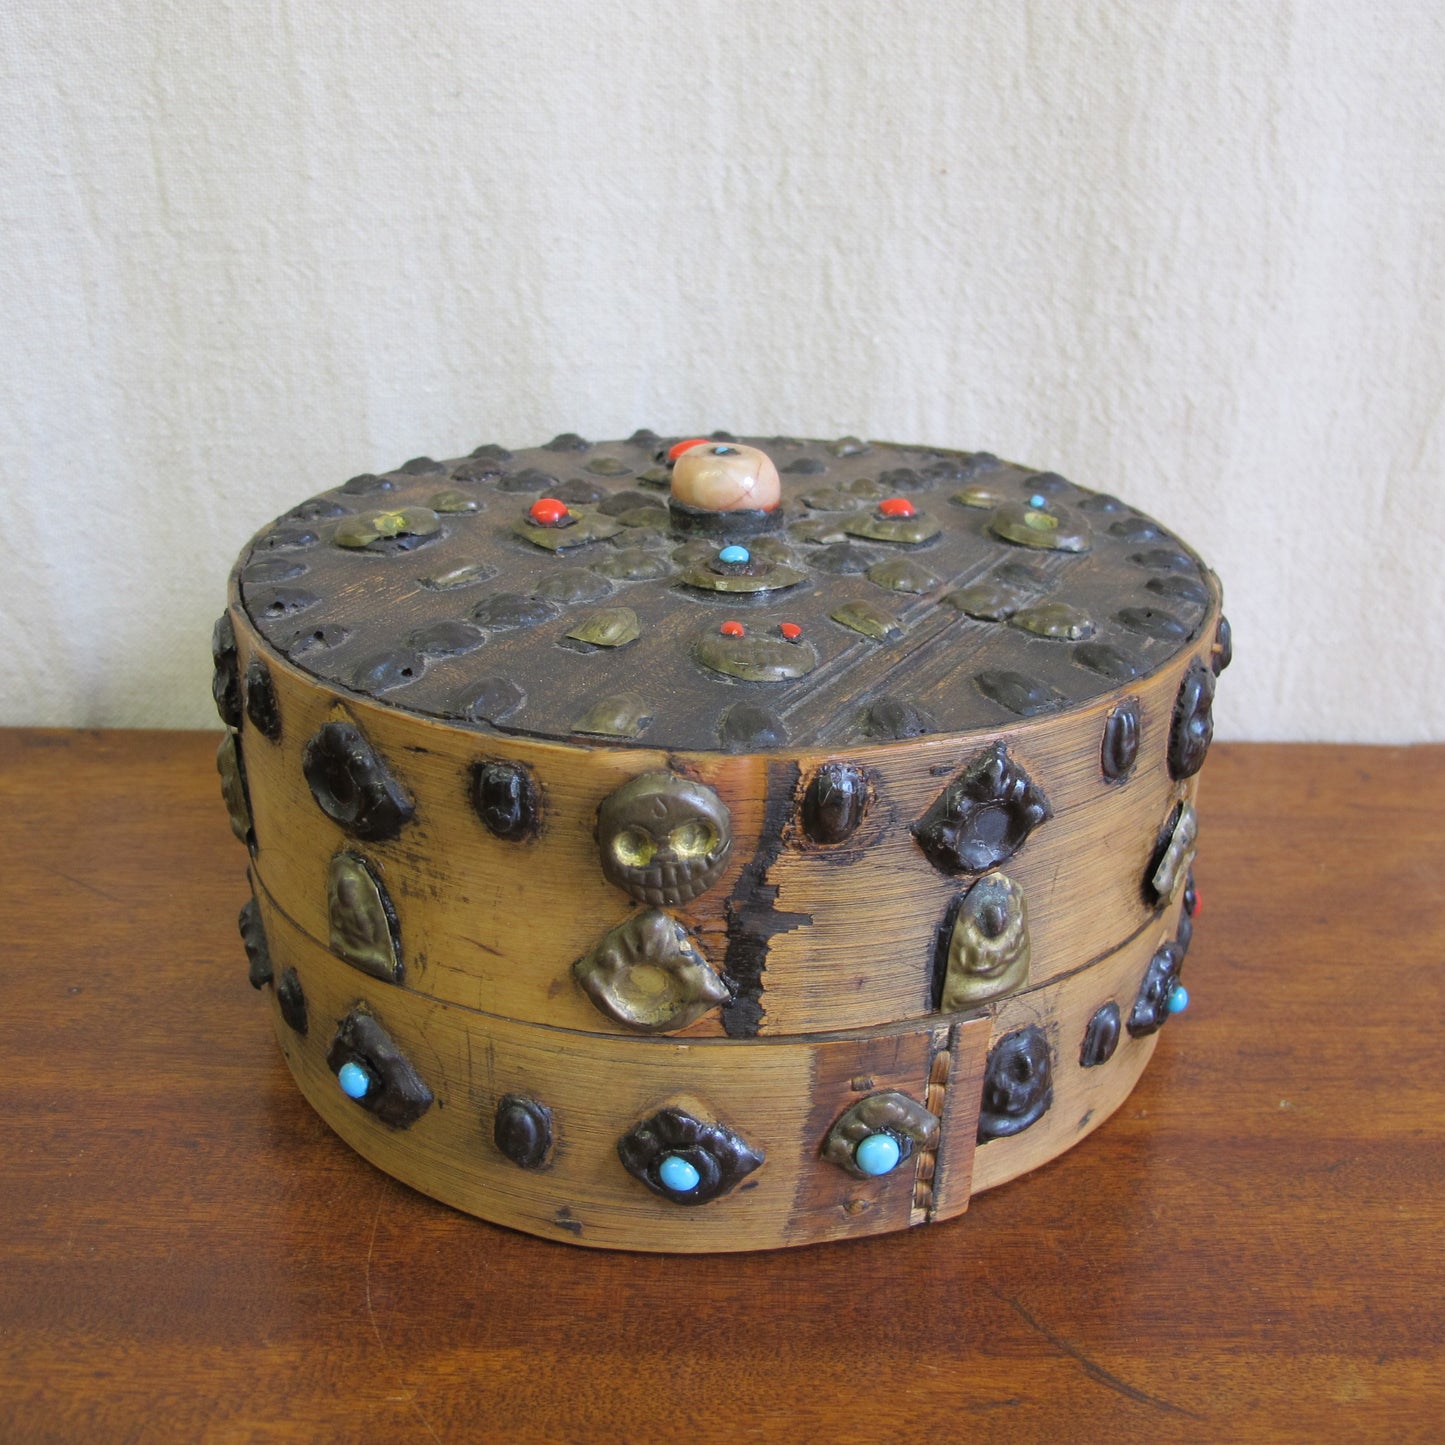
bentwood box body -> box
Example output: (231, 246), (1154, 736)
(213, 431), (1227, 1253)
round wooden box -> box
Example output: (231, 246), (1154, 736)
(214, 431), (1228, 1252)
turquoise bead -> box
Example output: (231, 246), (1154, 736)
(854, 1132), (902, 1177)
(1167, 983), (1190, 1015)
(337, 1060), (371, 1099)
(1028, 493), (1047, 509)
(658, 1154), (701, 1193)
(718, 544), (750, 565)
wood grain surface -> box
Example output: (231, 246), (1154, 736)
(236, 611), (1210, 1036)
(251, 878), (1172, 1250)
(1, 730), (1442, 1443)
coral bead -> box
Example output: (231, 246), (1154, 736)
(720, 620), (746, 638)
(779, 622), (802, 641)
(667, 438), (710, 461)
(528, 497), (569, 527)
(878, 496), (915, 518)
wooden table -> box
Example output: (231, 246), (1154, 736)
(1, 730), (1441, 1443)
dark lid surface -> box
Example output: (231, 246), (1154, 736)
(236, 433), (1216, 752)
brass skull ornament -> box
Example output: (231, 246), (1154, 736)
(597, 772), (733, 907)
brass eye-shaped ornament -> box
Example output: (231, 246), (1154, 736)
(596, 773), (733, 907)
(821, 1092), (940, 1179)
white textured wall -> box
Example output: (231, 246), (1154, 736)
(2, 2), (1442, 740)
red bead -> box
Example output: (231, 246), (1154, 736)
(668, 437), (710, 462)
(779, 622), (802, 641)
(878, 496), (915, 518)
(720, 620), (745, 638)
(1190, 885), (1203, 919)
(529, 497), (568, 526)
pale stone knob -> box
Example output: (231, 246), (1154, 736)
(670, 441), (781, 513)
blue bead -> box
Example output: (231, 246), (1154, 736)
(718, 544), (750, 565)
(337, 1060), (371, 1099)
(1167, 984), (1190, 1015)
(1028, 493), (1047, 509)
(658, 1154), (701, 1193)
(854, 1132), (902, 1177)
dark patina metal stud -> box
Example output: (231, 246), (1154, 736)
(1168, 659), (1215, 779)
(974, 669), (1065, 717)
(471, 760), (541, 843)
(1212, 615), (1233, 675)
(493, 1095), (553, 1170)
(1101, 699), (1141, 781)
(346, 648), (425, 694)
(1080, 1002), (1121, 1067)
(717, 702), (788, 751)
(1128, 943), (1187, 1037)
(913, 743), (1052, 874)
(244, 657), (282, 741)
(275, 968), (308, 1035)
(327, 1004), (433, 1129)
(301, 721), (415, 842)
(407, 620), (485, 658)
(1074, 641), (1145, 683)
(239, 895), (272, 989)
(1116, 605), (1188, 642)
(978, 1026), (1054, 1142)
(211, 613), (241, 728)
(454, 676), (526, 726)
(801, 762), (870, 846)
(617, 1106), (763, 1205)
(857, 696), (936, 740)
(471, 592), (560, 631)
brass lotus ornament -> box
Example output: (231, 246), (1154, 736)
(333, 505), (441, 550)
(327, 852), (401, 983)
(573, 910), (730, 1033)
(1149, 801), (1199, 904)
(940, 872), (1031, 1010)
